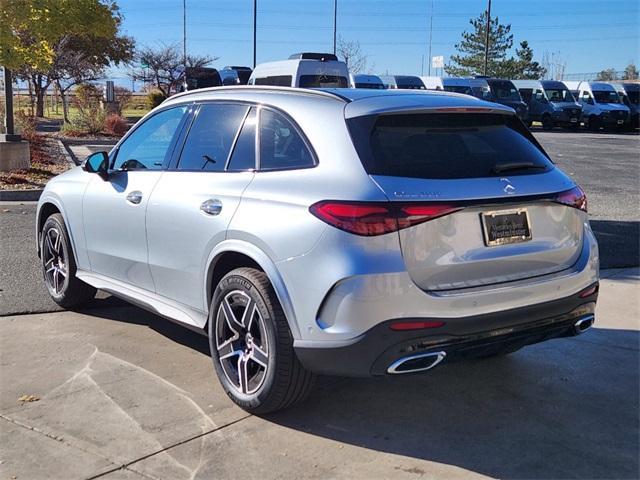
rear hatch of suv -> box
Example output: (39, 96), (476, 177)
(345, 108), (585, 291)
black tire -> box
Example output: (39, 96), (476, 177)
(541, 115), (554, 131)
(41, 213), (96, 308)
(209, 267), (315, 414)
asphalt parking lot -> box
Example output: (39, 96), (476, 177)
(1, 131), (639, 479)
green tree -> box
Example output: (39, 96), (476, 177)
(596, 68), (618, 81)
(446, 12), (513, 77)
(446, 12), (545, 79)
(1, 0), (132, 117)
(623, 63), (638, 80)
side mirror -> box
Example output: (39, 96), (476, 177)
(83, 151), (109, 180)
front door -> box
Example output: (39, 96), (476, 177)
(147, 103), (256, 311)
(83, 106), (188, 291)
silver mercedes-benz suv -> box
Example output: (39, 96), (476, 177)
(36, 87), (599, 413)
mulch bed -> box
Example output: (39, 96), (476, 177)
(0, 134), (71, 190)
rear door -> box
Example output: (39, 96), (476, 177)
(146, 103), (256, 311)
(347, 111), (582, 291)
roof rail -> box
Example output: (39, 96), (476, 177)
(165, 85), (350, 103)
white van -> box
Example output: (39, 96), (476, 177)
(352, 74), (385, 89)
(421, 77), (492, 99)
(565, 81), (630, 130)
(248, 53), (349, 88)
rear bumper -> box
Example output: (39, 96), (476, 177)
(295, 286), (598, 376)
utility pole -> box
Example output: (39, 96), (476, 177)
(183, 0), (187, 89)
(483, 0), (492, 76)
(253, 0), (257, 67)
(427, 0), (434, 76)
(2, 67), (18, 140)
(333, 0), (338, 55)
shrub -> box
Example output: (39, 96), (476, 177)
(66, 83), (106, 135)
(147, 90), (166, 109)
(104, 114), (129, 136)
(114, 86), (133, 114)
(15, 111), (38, 141)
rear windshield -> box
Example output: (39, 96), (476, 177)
(299, 75), (348, 88)
(347, 113), (553, 180)
(355, 82), (385, 89)
(394, 76), (425, 89)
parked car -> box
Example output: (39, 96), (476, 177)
(565, 81), (630, 130)
(248, 53), (349, 87)
(36, 86), (599, 413)
(483, 78), (529, 123)
(220, 66), (253, 86)
(612, 82), (639, 129)
(379, 75), (426, 89)
(420, 77), (490, 98)
(513, 80), (582, 130)
(352, 73), (386, 89)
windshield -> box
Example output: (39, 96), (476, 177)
(444, 85), (473, 95)
(544, 88), (575, 103)
(627, 91), (640, 104)
(299, 75), (348, 88)
(488, 81), (522, 101)
(592, 90), (620, 104)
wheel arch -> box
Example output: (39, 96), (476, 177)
(204, 240), (301, 339)
(36, 196), (78, 264)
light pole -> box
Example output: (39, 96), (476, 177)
(253, 0), (257, 67)
(483, 0), (492, 76)
(333, 0), (337, 55)
(183, 0), (187, 89)
(427, 0), (433, 76)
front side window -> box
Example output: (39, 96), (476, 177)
(259, 109), (314, 170)
(177, 103), (248, 171)
(113, 106), (187, 170)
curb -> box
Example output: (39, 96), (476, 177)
(0, 189), (43, 201)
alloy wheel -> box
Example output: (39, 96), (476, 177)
(215, 290), (269, 395)
(42, 227), (67, 294)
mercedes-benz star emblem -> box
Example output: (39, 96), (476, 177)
(501, 178), (516, 195)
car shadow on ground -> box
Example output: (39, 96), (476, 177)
(79, 301), (639, 479)
(591, 220), (640, 268)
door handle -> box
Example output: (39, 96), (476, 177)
(200, 199), (223, 216)
(126, 190), (143, 205)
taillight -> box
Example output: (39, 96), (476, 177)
(309, 201), (462, 236)
(554, 186), (587, 212)
(390, 320), (446, 331)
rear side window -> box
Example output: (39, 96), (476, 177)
(178, 104), (248, 171)
(227, 108), (257, 171)
(254, 76), (292, 86)
(348, 113), (553, 180)
(259, 109), (314, 171)
(299, 75), (348, 88)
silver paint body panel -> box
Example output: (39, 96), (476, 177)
(36, 86), (599, 351)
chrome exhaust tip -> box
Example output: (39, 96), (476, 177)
(387, 351), (446, 374)
(574, 315), (595, 334)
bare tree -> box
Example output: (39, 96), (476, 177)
(130, 43), (218, 98)
(336, 36), (369, 74)
(541, 51), (567, 80)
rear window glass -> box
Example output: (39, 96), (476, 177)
(254, 75), (292, 86)
(355, 82), (385, 89)
(348, 113), (553, 180)
(394, 76), (425, 89)
(299, 75), (348, 88)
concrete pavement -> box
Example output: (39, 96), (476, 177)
(0, 268), (638, 479)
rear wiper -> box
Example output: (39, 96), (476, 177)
(491, 161), (547, 174)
